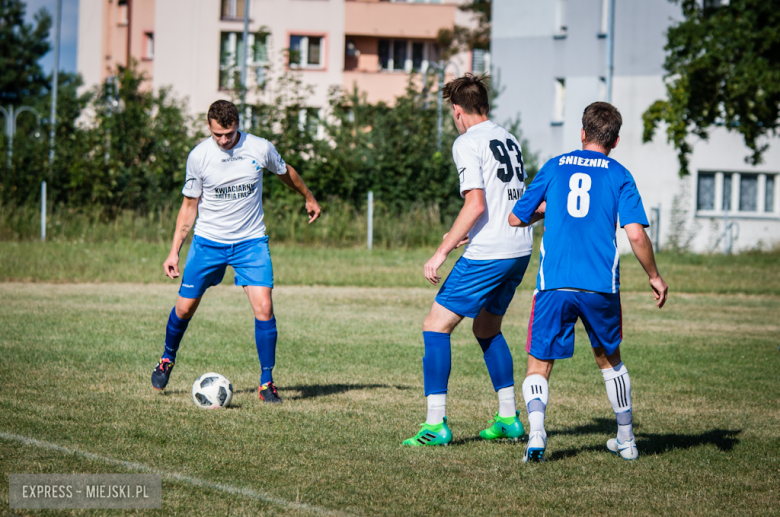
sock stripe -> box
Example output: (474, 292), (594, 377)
(622, 375), (628, 407)
(613, 375), (628, 408)
(613, 378), (620, 407)
(622, 375), (629, 407)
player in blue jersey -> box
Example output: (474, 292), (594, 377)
(509, 102), (668, 461)
(402, 75), (535, 446)
(151, 100), (321, 403)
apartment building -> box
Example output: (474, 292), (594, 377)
(77, 0), (479, 122)
(491, 0), (780, 253)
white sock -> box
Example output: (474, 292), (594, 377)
(497, 386), (516, 418)
(426, 393), (446, 425)
(522, 375), (549, 436)
(601, 362), (633, 442)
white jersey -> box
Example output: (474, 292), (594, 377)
(454, 120), (534, 260)
(182, 132), (287, 244)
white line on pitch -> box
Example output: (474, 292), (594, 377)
(1, 431), (354, 517)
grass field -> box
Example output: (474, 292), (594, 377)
(2, 240), (780, 294)
(1, 262), (779, 515)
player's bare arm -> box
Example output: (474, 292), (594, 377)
(278, 164), (322, 224)
(624, 222), (668, 308)
(163, 195), (199, 279)
(441, 233), (469, 248)
(424, 188), (485, 286)
(508, 201), (546, 227)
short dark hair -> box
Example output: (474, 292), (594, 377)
(207, 100), (239, 128)
(582, 102), (622, 148)
(442, 73), (490, 116)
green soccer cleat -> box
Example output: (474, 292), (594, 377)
(402, 417), (453, 447)
(479, 411), (525, 441)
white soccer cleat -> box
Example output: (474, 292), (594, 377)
(522, 431), (547, 463)
(607, 437), (638, 460)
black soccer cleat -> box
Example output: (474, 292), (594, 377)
(151, 358), (175, 390)
(258, 381), (282, 403)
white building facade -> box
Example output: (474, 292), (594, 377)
(491, 0), (780, 253)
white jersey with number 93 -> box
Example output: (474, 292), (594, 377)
(453, 120), (534, 260)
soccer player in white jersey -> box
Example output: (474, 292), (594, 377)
(151, 100), (321, 403)
(509, 102), (668, 461)
(402, 74), (534, 446)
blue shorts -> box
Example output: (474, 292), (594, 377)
(435, 255), (531, 318)
(179, 235), (273, 299)
(526, 290), (622, 360)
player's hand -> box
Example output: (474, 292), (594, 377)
(442, 233), (469, 248)
(305, 196), (321, 224)
(649, 275), (668, 308)
(424, 251), (448, 286)
(163, 252), (180, 279)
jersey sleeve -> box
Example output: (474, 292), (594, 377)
(618, 170), (649, 227)
(181, 149), (203, 198)
(512, 160), (551, 223)
(262, 140), (288, 175)
(452, 137), (484, 197)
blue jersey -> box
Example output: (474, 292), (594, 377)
(512, 149), (648, 293)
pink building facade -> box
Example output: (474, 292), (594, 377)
(78, 0), (482, 118)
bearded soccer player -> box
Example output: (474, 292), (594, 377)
(402, 74), (534, 446)
(509, 102), (668, 462)
(151, 100), (321, 403)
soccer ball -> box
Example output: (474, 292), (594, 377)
(191, 372), (234, 409)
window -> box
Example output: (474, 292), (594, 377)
(412, 42), (425, 71)
(393, 40), (407, 72)
(144, 33), (154, 60)
(472, 48), (487, 74)
(219, 31), (269, 90)
(552, 78), (566, 124)
(697, 173), (715, 210)
(739, 174), (758, 212)
(301, 108), (320, 136)
(289, 35), (324, 69)
(696, 171), (778, 216)
(378, 39), (426, 72)
(221, 0), (246, 20)
(722, 174), (732, 211)
(378, 40), (390, 70)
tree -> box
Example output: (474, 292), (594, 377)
(437, 0), (491, 60)
(643, 0), (780, 175)
(0, 0), (52, 103)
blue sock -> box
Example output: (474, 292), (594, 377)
(163, 307), (190, 362)
(477, 333), (514, 392)
(422, 331), (451, 396)
(255, 316), (277, 385)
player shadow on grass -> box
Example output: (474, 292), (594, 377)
(547, 418), (741, 461)
(233, 383), (413, 399)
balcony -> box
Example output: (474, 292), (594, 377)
(345, 1), (457, 39)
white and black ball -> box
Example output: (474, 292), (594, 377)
(191, 372), (233, 408)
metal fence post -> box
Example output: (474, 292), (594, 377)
(367, 191), (373, 251)
(41, 181), (46, 242)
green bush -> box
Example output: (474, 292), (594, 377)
(0, 198), (451, 248)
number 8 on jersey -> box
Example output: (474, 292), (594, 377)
(567, 173), (592, 218)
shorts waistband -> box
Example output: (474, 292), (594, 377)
(193, 235), (269, 248)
